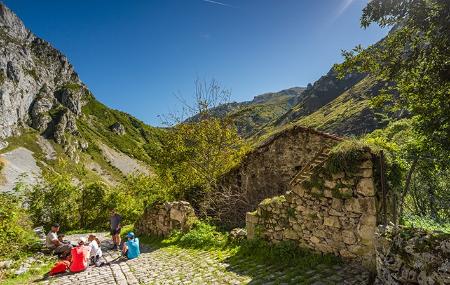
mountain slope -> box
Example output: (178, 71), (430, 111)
(0, 4), (162, 191)
(252, 72), (389, 142)
(190, 87), (306, 138)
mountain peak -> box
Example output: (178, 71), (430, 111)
(0, 3), (30, 39)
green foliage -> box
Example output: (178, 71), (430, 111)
(233, 239), (339, 267)
(336, 0), (450, 153)
(25, 171), (169, 232)
(365, 119), (450, 224)
(155, 118), (249, 206)
(78, 182), (110, 230)
(141, 220), (339, 269)
(79, 94), (162, 166)
(0, 193), (38, 260)
(25, 173), (80, 231)
(403, 214), (450, 234)
(164, 221), (229, 249)
(326, 139), (373, 174)
(61, 82), (82, 92)
(107, 174), (171, 225)
(0, 71), (5, 85)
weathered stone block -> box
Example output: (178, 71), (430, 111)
(246, 212), (259, 224)
(323, 216), (340, 228)
(345, 198), (362, 213)
(342, 230), (357, 245)
(292, 185), (306, 196)
(324, 180), (336, 189)
(356, 178), (375, 196)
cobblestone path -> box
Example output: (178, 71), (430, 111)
(40, 233), (371, 285)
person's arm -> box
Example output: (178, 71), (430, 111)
(117, 215), (122, 229)
(51, 237), (61, 247)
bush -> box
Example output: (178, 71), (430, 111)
(25, 174), (80, 232)
(25, 173), (171, 232)
(0, 193), (38, 260)
(164, 221), (228, 249)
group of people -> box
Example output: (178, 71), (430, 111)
(45, 209), (140, 276)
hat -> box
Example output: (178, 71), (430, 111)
(78, 237), (87, 244)
(52, 223), (60, 228)
(127, 232), (135, 239)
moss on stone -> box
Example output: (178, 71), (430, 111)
(0, 72), (5, 85)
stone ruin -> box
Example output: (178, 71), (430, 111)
(374, 225), (450, 284)
(135, 201), (197, 237)
(246, 150), (379, 267)
(214, 125), (342, 228)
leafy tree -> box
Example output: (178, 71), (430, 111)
(336, 0), (450, 153)
(108, 174), (170, 225)
(78, 181), (110, 230)
(26, 173), (80, 231)
(155, 79), (249, 214)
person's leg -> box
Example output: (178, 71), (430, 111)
(55, 244), (72, 255)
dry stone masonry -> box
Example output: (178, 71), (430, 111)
(246, 150), (378, 267)
(375, 225), (450, 285)
(215, 126), (342, 228)
(135, 201), (197, 237)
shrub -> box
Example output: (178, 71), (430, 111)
(0, 193), (38, 260)
(164, 221), (228, 249)
(25, 174), (80, 232)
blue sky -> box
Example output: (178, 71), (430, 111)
(5, 0), (388, 126)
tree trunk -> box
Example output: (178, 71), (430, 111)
(397, 157), (419, 226)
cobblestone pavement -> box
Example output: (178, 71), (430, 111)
(39, 233), (371, 285)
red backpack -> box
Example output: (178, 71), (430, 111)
(49, 260), (70, 276)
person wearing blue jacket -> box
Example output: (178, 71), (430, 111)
(122, 232), (140, 259)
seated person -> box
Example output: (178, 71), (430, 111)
(69, 237), (91, 273)
(87, 234), (103, 266)
(45, 223), (72, 255)
(122, 232), (140, 260)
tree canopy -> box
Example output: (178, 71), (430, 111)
(336, 0), (450, 154)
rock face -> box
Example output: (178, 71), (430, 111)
(0, 4), (85, 150)
(110, 122), (126, 135)
(135, 201), (197, 237)
(246, 150), (378, 268)
(375, 225), (450, 285)
(213, 126), (342, 228)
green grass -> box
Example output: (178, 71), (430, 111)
(139, 220), (341, 270)
(1, 257), (54, 285)
(403, 214), (450, 233)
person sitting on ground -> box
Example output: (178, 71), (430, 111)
(110, 209), (122, 250)
(69, 237), (91, 273)
(122, 232), (140, 260)
(87, 234), (103, 266)
(45, 223), (72, 256)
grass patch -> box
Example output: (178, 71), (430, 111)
(163, 222), (229, 249)
(229, 238), (340, 267)
(139, 220), (341, 273)
(403, 214), (450, 233)
(0, 256), (54, 285)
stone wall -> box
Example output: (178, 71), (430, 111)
(246, 150), (378, 267)
(375, 225), (450, 284)
(213, 126), (342, 228)
(135, 201), (197, 237)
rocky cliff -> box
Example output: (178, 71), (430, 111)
(0, 4), (160, 191)
(0, 3), (83, 143)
